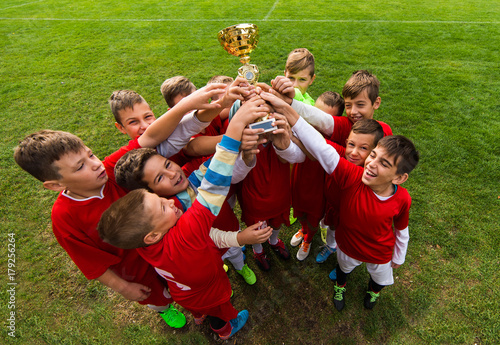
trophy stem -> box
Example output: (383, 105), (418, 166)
(239, 56), (251, 64)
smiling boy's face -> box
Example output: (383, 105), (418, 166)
(144, 192), (183, 242)
(344, 90), (381, 123)
(142, 155), (189, 197)
(362, 145), (407, 196)
(345, 132), (377, 166)
(115, 102), (156, 139)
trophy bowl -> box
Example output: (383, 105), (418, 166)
(217, 23), (259, 65)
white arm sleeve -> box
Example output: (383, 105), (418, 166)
(292, 117), (340, 175)
(291, 99), (334, 137)
(274, 139), (306, 163)
(392, 227), (409, 265)
(232, 152), (256, 184)
(155, 111), (211, 158)
(209, 228), (241, 248)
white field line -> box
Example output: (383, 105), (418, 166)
(264, 0), (280, 21)
(0, 0), (44, 11)
(0, 17), (498, 24)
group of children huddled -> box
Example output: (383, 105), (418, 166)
(14, 47), (419, 339)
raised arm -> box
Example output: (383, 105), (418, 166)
(138, 84), (226, 148)
(196, 96), (267, 216)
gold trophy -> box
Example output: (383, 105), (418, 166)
(218, 23), (276, 133)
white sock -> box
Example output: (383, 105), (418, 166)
(268, 228), (281, 245)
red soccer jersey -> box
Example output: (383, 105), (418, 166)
(50, 138), (171, 306)
(291, 137), (341, 225)
(237, 143), (291, 225)
(139, 200), (232, 311)
(328, 158), (411, 264)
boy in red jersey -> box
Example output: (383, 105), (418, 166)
(98, 98), (272, 339)
(226, 102), (291, 271)
(317, 119), (384, 266)
(260, 91), (419, 311)
(13, 84), (234, 328)
(268, 71), (392, 259)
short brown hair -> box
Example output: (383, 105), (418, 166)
(109, 90), (146, 125)
(208, 75), (234, 84)
(98, 189), (152, 249)
(317, 91), (345, 115)
(14, 130), (85, 182)
(285, 48), (315, 77)
(377, 135), (419, 175)
(351, 119), (384, 146)
(342, 70), (380, 104)
(114, 148), (158, 191)
(160, 76), (196, 108)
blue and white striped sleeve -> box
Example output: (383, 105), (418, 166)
(197, 135), (240, 216)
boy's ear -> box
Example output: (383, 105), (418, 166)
(43, 180), (66, 192)
(373, 96), (381, 110)
(144, 231), (163, 245)
(392, 172), (408, 185)
(115, 122), (127, 135)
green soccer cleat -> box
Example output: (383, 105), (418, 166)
(236, 264), (257, 285)
(158, 304), (186, 328)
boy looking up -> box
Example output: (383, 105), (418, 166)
(284, 48), (316, 106)
(259, 91), (419, 311)
(98, 97), (272, 339)
(316, 119), (384, 265)
(13, 84), (231, 329)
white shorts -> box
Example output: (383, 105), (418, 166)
(337, 247), (394, 286)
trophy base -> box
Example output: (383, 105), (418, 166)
(248, 118), (276, 134)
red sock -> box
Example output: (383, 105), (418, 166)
(211, 321), (231, 338)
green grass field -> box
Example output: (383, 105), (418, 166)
(1, 1), (499, 344)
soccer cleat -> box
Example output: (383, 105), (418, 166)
(296, 241), (311, 261)
(316, 245), (336, 264)
(289, 207), (297, 225)
(253, 249), (271, 271)
(194, 314), (207, 325)
(364, 291), (380, 309)
(270, 239), (290, 260)
(220, 310), (249, 340)
(329, 268), (337, 281)
(290, 228), (304, 247)
(237, 264), (257, 285)
(333, 283), (346, 311)
(223, 264), (229, 272)
(158, 304), (186, 328)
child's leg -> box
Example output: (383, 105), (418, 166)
(268, 220), (290, 260)
(222, 247), (244, 270)
(296, 219), (316, 261)
(326, 228), (337, 249)
(332, 248), (362, 311)
(252, 222), (271, 271)
(223, 246), (256, 285)
(290, 214), (307, 247)
(205, 301), (247, 339)
(364, 262), (393, 309)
